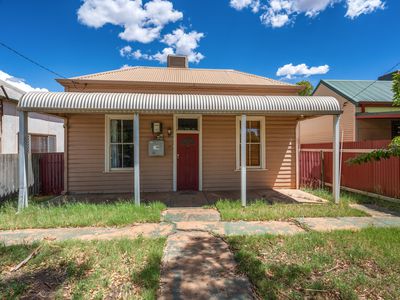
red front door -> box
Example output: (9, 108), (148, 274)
(177, 134), (199, 191)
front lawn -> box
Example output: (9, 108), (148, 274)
(305, 188), (400, 214)
(0, 201), (166, 230)
(0, 238), (165, 299)
(215, 199), (367, 221)
(228, 228), (400, 299)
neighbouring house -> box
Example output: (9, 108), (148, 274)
(0, 79), (64, 153)
(16, 55), (342, 205)
(300, 73), (400, 144)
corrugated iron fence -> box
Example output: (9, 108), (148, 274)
(0, 152), (64, 202)
(300, 140), (400, 199)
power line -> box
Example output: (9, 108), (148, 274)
(351, 61), (400, 99)
(0, 41), (68, 79)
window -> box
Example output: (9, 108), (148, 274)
(106, 116), (134, 171)
(392, 120), (400, 139)
(236, 116), (265, 169)
(28, 134), (56, 153)
(178, 118), (198, 131)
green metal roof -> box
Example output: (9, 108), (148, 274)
(319, 80), (394, 104)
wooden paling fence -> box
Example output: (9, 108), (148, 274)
(0, 153), (64, 202)
(300, 140), (400, 199)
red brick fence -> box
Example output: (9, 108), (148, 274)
(300, 140), (400, 199)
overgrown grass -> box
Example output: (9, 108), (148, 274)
(0, 238), (165, 299)
(305, 187), (400, 214)
(0, 201), (166, 230)
(215, 199), (366, 221)
(228, 228), (400, 299)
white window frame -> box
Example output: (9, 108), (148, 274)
(105, 114), (134, 172)
(235, 116), (266, 170)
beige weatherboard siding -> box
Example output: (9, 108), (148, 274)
(300, 83), (355, 144)
(67, 114), (173, 193)
(203, 115), (297, 190)
(67, 113), (298, 194)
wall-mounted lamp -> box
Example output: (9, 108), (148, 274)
(167, 128), (172, 137)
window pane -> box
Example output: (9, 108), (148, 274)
(31, 135), (48, 153)
(111, 144), (123, 168)
(239, 119), (262, 167)
(178, 118), (198, 131)
(249, 144), (260, 166)
(250, 121), (260, 143)
(243, 121), (261, 143)
(110, 120), (122, 143)
(123, 120), (133, 143)
(123, 144), (134, 168)
(48, 136), (57, 152)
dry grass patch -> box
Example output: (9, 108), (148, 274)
(228, 228), (400, 299)
(0, 238), (165, 299)
(215, 199), (367, 221)
(0, 201), (166, 229)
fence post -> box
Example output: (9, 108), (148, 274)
(332, 115), (341, 204)
(321, 150), (325, 189)
(18, 111), (29, 210)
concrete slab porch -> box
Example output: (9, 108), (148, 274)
(142, 189), (326, 207)
(53, 189), (325, 207)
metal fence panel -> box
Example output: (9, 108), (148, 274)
(300, 141), (400, 199)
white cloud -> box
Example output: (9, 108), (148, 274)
(0, 70), (48, 92)
(260, 10), (290, 27)
(276, 63), (330, 79)
(160, 29), (204, 63)
(119, 46), (152, 59)
(233, 0), (385, 28)
(119, 28), (205, 64)
(77, 0), (183, 43)
(345, 0), (384, 18)
(230, 0), (260, 12)
(119, 45), (133, 57)
(120, 64), (132, 69)
(152, 47), (175, 63)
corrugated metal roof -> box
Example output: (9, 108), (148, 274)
(322, 80), (393, 103)
(0, 79), (25, 101)
(18, 92), (341, 115)
(70, 67), (291, 87)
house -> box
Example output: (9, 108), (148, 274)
(300, 74), (400, 144)
(16, 55), (342, 206)
(0, 79), (64, 153)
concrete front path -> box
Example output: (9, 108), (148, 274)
(158, 231), (254, 300)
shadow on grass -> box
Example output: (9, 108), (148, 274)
(0, 260), (91, 299)
(230, 242), (357, 299)
(131, 249), (164, 298)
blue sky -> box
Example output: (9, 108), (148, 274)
(0, 0), (398, 92)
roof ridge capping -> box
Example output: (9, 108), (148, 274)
(66, 66), (293, 87)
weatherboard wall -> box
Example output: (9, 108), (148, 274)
(299, 83), (356, 144)
(66, 113), (297, 194)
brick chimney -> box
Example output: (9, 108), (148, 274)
(167, 55), (188, 68)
